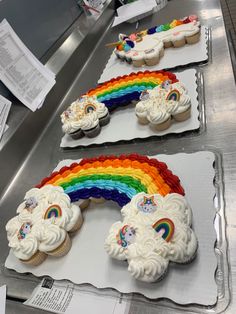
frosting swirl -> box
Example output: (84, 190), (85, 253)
(6, 185), (81, 260)
(135, 81), (191, 126)
(61, 96), (108, 134)
(105, 192), (197, 282)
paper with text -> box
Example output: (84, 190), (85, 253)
(0, 19), (55, 111)
(24, 279), (130, 314)
(0, 95), (11, 141)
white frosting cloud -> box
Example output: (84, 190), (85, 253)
(105, 192), (198, 282)
(135, 82), (191, 125)
(61, 96), (108, 134)
(6, 185), (81, 260)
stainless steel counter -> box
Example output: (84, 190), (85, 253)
(1, 0), (236, 313)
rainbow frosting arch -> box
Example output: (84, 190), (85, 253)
(86, 71), (178, 111)
(36, 154), (184, 207)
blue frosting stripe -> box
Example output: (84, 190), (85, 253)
(97, 86), (155, 103)
(99, 91), (141, 111)
(68, 188), (131, 207)
(64, 179), (138, 199)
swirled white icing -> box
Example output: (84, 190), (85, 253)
(61, 96), (108, 134)
(135, 101), (148, 119)
(135, 81), (191, 126)
(105, 192), (197, 282)
(6, 185), (81, 260)
(36, 223), (67, 252)
(6, 216), (39, 260)
(79, 111), (99, 131)
(127, 227), (169, 282)
(121, 192), (192, 225)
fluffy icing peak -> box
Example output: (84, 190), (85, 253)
(135, 81), (191, 125)
(6, 185), (81, 260)
(105, 192), (198, 282)
(61, 96), (108, 134)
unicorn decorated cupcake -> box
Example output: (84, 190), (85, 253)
(61, 96), (110, 139)
(6, 185), (82, 266)
(105, 192), (198, 282)
(135, 80), (191, 131)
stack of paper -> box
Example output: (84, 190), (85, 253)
(0, 19), (56, 112)
(0, 95), (11, 141)
(112, 0), (164, 27)
(24, 279), (130, 314)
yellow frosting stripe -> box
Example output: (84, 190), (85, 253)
(51, 167), (162, 194)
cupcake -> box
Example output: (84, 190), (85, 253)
(105, 192), (198, 282)
(61, 102), (84, 139)
(61, 96), (110, 139)
(135, 80), (191, 131)
(6, 185), (83, 266)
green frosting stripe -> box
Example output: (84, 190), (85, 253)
(59, 174), (147, 193)
(95, 81), (158, 99)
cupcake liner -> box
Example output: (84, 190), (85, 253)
(99, 113), (110, 126)
(78, 198), (91, 211)
(172, 38), (186, 48)
(47, 233), (72, 257)
(153, 117), (171, 131)
(132, 59), (145, 67)
(90, 197), (106, 204)
(156, 267), (168, 282)
(69, 214), (84, 233)
(173, 107), (191, 122)
(186, 31), (201, 44)
(145, 55), (160, 66)
(21, 251), (47, 266)
(83, 124), (101, 138)
(159, 47), (165, 57)
(70, 129), (84, 140)
(137, 116), (149, 125)
(164, 41), (173, 48)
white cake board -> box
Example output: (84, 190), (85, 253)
(5, 152), (217, 305)
(60, 69), (200, 148)
(98, 27), (208, 83)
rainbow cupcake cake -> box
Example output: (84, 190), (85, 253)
(60, 71), (187, 139)
(6, 154), (197, 281)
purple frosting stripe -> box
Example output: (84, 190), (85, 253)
(68, 187), (131, 207)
